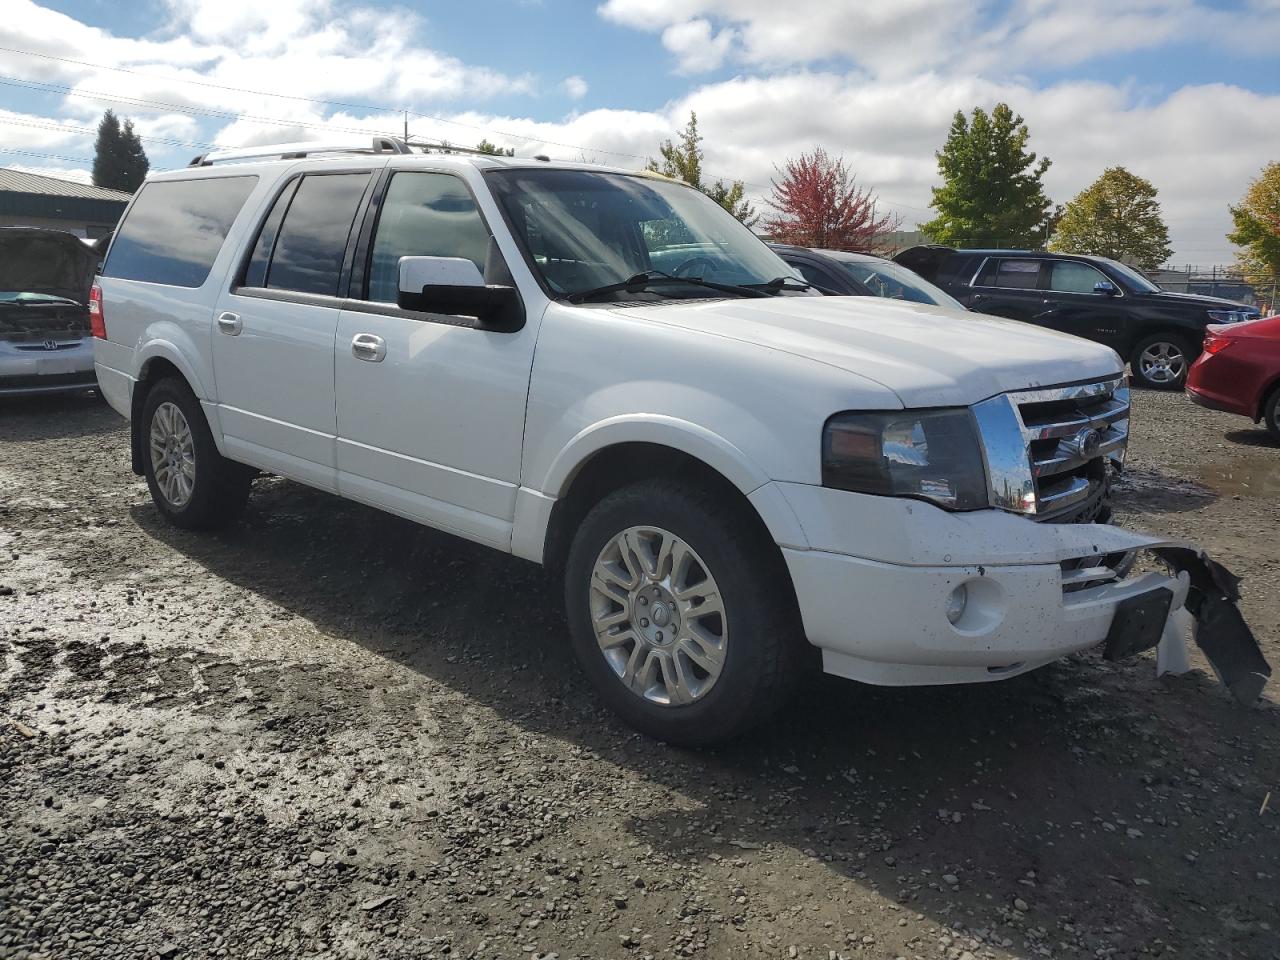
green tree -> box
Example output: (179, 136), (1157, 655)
(476, 138), (515, 157)
(647, 112), (758, 225)
(1049, 167), (1172, 270)
(1227, 161), (1280, 287)
(92, 110), (148, 192)
(922, 103), (1053, 248)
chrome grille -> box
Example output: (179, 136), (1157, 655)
(974, 376), (1129, 522)
(1012, 377), (1128, 520)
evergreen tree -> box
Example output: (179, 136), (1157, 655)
(922, 103), (1053, 248)
(92, 110), (149, 192)
(647, 113), (757, 225)
(1049, 167), (1171, 270)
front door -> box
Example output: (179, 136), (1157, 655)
(333, 167), (539, 550)
(1036, 259), (1128, 351)
(212, 169), (375, 492)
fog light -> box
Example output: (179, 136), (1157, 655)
(945, 584), (968, 625)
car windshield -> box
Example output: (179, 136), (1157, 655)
(485, 169), (798, 302)
(831, 257), (965, 309)
(0, 291), (81, 305)
(1098, 258), (1160, 293)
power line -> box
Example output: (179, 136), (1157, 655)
(0, 116), (215, 150)
(0, 146), (93, 164)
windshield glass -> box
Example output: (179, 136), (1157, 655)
(831, 256), (965, 309)
(486, 169), (797, 301)
(1099, 258), (1160, 293)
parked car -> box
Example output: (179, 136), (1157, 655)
(0, 227), (100, 397)
(1186, 315), (1280, 440)
(92, 138), (1267, 744)
(770, 244), (965, 309)
(893, 246), (1260, 390)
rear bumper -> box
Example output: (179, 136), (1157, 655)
(1185, 384), (1253, 420)
(0, 338), (96, 396)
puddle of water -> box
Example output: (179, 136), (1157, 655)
(1187, 458), (1280, 498)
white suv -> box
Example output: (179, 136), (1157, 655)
(92, 138), (1266, 743)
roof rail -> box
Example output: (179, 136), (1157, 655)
(403, 138), (512, 157)
(189, 136), (412, 167)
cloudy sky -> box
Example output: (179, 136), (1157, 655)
(2, 0), (1278, 263)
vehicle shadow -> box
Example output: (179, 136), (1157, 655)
(1111, 465), (1219, 514)
(1224, 428), (1279, 450)
(0, 392), (123, 441)
(130, 478), (1280, 957)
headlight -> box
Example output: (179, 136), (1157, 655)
(822, 409), (989, 510)
(1207, 309), (1256, 324)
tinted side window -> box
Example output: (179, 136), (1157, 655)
(102, 177), (257, 288)
(365, 172), (491, 304)
(985, 259), (1042, 290)
(789, 260), (840, 291)
(1048, 260), (1109, 294)
(265, 173), (371, 296)
(242, 179), (299, 289)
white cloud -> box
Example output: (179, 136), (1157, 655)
(563, 75), (589, 100)
(661, 18), (736, 73)
(597, 0), (1280, 77)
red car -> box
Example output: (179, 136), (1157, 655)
(1186, 315), (1280, 440)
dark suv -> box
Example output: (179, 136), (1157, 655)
(893, 246), (1260, 389)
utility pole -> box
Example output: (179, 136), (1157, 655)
(403, 110), (409, 143)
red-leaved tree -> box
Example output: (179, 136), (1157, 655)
(765, 148), (900, 251)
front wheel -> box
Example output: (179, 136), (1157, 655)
(564, 479), (804, 746)
(141, 377), (252, 530)
(1264, 386), (1280, 443)
(1131, 334), (1193, 389)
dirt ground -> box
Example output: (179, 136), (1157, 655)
(1, 388), (1277, 960)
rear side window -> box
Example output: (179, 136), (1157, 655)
(978, 258), (1042, 290)
(253, 173), (371, 297)
(102, 177), (257, 288)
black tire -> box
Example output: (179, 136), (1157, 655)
(564, 478), (805, 746)
(1130, 333), (1194, 390)
(140, 377), (251, 530)
(1264, 385), (1280, 443)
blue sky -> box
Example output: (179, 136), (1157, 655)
(1, 0), (1278, 262)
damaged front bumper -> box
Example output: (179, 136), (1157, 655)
(769, 483), (1271, 702)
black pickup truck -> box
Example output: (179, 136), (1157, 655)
(893, 246), (1260, 389)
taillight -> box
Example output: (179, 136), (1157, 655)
(89, 283), (106, 339)
(1202, 330), (1232, 356)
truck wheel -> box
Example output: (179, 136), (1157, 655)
(1264, 386), (1280, 443)
(141, 377), (251, 530)
(1131, 334), (1193, 389)
(564, 479), (804, 746)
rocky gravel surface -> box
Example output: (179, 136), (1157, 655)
(1, 388), (1277, 960)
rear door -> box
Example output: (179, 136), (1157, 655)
(965, 257), (1048, 322)
(333, 166), (540, 550)
(1037, 258), (1128, 350)
(211, 168), (376, 492)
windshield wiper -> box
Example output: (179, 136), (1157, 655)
(565, 270), (771, 304)
(744, 276), (816, 293)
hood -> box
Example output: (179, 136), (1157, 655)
(0, 228), (98, 305)
(1139, 289), (1257, 312)
(609, 296), (1124, 408)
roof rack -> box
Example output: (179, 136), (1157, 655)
(188, 136), (412, 167)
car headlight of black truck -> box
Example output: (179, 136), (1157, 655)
(822, 409), (989, 510)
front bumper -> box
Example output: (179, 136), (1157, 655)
(0, 337), (96, 396)
(770, 482), (1269, 699)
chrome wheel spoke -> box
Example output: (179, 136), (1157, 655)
(149, 402), (196, 508)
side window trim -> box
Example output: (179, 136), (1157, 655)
(968, 257), (991, 288)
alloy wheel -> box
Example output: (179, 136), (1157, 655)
(149, 401), (196, 508)
(589, 525), (727, 706)
(1138, 341), (1187, 384)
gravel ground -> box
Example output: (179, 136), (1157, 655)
(1, 388), (1277, 960)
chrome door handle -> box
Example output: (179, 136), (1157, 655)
(216, 312), (242, 335)
(351, 333), (386, 363)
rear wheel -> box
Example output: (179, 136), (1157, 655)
(1131, 333), (1193, 389)
(141, 377), (251, 529)
(564, 479), (804, 746)
(1264, 386), (1280, 443)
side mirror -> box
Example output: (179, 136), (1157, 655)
(1093, 280), (1118, 296)
(396, 256), (524, 332)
